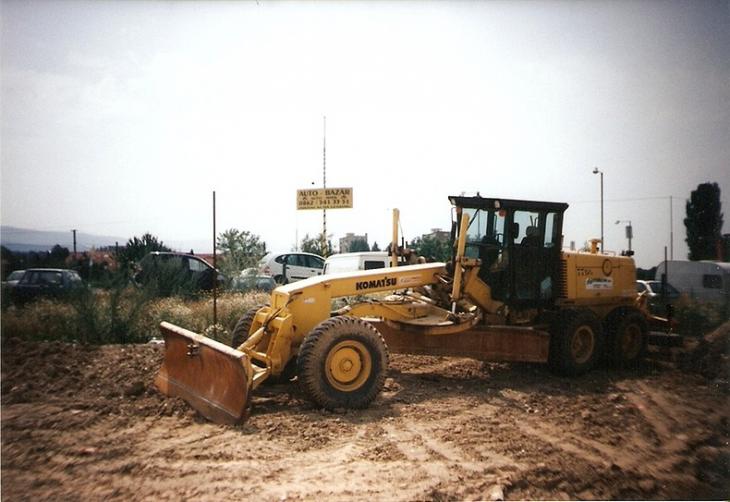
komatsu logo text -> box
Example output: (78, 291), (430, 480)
(355, 277), (397, 291)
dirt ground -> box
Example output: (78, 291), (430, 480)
(2, 325), (729, 501)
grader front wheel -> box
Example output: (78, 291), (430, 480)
(297, 316), (389, 410)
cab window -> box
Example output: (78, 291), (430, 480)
(463, 208), (505, 260)
(513, 210), (541, 247)
(543, 212), (558, 248)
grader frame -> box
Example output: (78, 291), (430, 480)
(156, 196), (660, 424)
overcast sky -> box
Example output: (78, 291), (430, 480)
(1, 0), (728, 268)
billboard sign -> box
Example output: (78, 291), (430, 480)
(297, 187), (353, 210)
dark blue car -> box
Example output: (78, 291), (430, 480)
(12, 268), (84, 304)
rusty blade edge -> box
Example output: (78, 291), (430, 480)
(155, 371), (248, 423)
(155, 369), (250, 425)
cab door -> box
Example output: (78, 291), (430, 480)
(509, 209), (562, 306)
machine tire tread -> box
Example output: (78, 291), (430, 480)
(230, 304), (268, 349)
(297, 316), (389, 410)
(549, 308), (604, 376)
(605, 308), (648, 367)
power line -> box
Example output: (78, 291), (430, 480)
(568, 195), (684, 204)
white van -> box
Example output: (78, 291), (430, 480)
(323, 252), (391, 275)
(654, 260), (730, 303)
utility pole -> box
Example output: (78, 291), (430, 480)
(321, 115), (327, 255)
(212, 191), (217, 332)
(71, 229), (77, 256)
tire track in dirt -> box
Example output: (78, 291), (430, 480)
(616, 379), (702, 486)
(3, 338), (729, 500)
(378, 402), (523, 500)
(515, 420), (618, 468)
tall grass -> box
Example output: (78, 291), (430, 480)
(1, 290), (269, 345)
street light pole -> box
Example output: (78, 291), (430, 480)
(593, 167), (604, 252)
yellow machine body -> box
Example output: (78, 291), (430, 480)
(155, 195), (661, 424)
(561, 251), (637, 303)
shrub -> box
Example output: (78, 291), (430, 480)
(1, 289), (269, 346)
(135, 256), (199, 298)
(141, 291), (269, 345)
(1, 299), (77, 343)
(70, 286), (151, 344)
(673, 297), (729, 337)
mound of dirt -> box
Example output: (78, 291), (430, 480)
(679, 321), (730, 382)
(0, 337), (196, 422)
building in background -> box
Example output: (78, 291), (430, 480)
(339, 233), (369, 253)
(421, 228), (450, 242)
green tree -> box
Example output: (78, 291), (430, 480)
(50, 244), (70, 261)
(371, 241), (381, 252)
(300, 232), (333, 257)
(410, 235), (451, 262)
(684, 182), (724, 261)
(216, 228), (267, 276)
(118, 233), (171, 266)
(348, 238), (370, 252)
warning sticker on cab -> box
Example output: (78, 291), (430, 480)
(586, 277), (613, 290)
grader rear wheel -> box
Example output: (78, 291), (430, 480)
(606, 310), (647, 367)
(297, 316), (389, 410)
(549, 309), (604, 376)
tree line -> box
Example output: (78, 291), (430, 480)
(2, 181), (726, 283)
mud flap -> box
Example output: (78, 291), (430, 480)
(155, 322), (252, 425)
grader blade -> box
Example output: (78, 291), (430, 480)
(155, 322), (253, 425)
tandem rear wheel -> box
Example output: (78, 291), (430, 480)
(605, 308), (648, 367)
(549, 309), (604, 376)
(297, 316), (390, 410)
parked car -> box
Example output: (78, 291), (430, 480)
(11, 268), (83, 304)
(2, 269), (26, 291)
(134, 252), (226, 293)
(230, 270), (277, 293)
(323, 252), (390, 275)
(636, 279), (681, 315)
(257, 252), (325, 284)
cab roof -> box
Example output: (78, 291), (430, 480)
(449, 195), (569, 213)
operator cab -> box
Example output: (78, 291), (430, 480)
(449, 196), (568, 309)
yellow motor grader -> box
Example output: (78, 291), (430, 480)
(156, 195), (666, 424)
